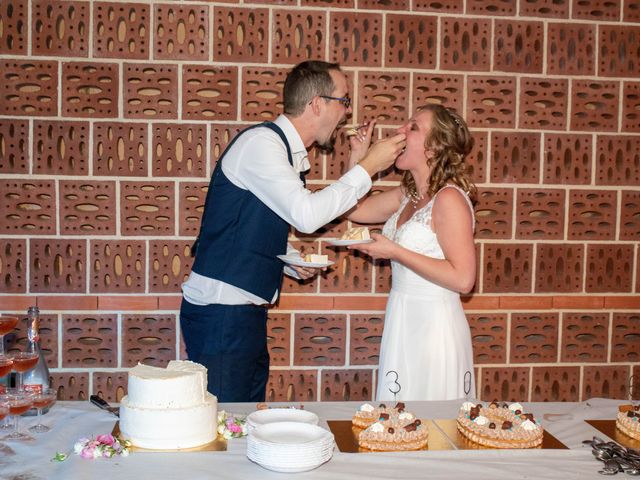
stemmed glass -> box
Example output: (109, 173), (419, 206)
(10, 351), (39, 391)
(28, 388), (57, 434)
(2, 389), (34, 441)
(0, 316), (19, 357)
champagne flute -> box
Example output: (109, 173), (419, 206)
(28, 388), (57, 433)
(2, 389), (34, 441)
(10, 352), (39, 391)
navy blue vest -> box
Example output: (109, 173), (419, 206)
(191, 122), (301, 302)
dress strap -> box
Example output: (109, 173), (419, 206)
(433, 184), (475, 229)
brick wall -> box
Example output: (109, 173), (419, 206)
(0, 0), (638, 403)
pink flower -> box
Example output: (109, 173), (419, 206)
(228, 423), (242, 434)
(80, 447), (96, 459)
(96, 434), (115, 446)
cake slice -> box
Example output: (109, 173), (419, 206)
(304, 253), (328, 263)
(340, 227), (370, 241)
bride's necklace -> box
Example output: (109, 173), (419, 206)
(407, 187), (426, 209)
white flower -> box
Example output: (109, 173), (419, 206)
(74, 441), (87, 454)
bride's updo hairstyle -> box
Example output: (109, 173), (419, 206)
(402, 104), (477, 202)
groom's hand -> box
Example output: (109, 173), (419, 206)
(290, 265), (326, 280)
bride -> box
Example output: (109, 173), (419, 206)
(347, 104), (477, 401)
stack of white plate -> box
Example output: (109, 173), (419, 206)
(247, 421), (335, 473)
(246, 407), (319, 431)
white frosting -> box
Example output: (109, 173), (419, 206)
(341, 227), (370, 240)
(508, 403), (524, 412)
(399, 412), (414, 421)
(474, 415), (489, 426)
(304, 254), (328, 263)
(521, 419), (537, 431)
(359, 403), (375, 412)
(461, 402), (476, 412)
(119, 361), (218, 449)
(370, 422), (384, 433)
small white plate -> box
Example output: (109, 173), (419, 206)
(247, 408), (319, 428)
(277, 254), (333, 268)
(250, 422), (331, 445)
(326, 239), (374, 246)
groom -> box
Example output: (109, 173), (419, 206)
(180, 60), (406, 402)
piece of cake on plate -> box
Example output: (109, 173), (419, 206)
(340, 227), (370, 241)
(304, 253), (328, 263)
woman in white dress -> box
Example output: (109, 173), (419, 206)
(348, 105), (477, 401)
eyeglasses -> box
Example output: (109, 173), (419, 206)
(319, 95), (351, 109)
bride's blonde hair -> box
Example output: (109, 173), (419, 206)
(402, 104), (476, 202)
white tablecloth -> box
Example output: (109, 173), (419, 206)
(0, 398), (630, 479)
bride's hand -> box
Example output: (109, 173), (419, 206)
(347, 120), (376, 168)
(348, 233), (396, 260)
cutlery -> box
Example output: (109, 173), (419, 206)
(90, 394), (119, 417)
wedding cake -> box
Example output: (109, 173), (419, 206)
(119, 360), (218, 449)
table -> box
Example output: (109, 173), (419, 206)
(0, 398), (630, 479)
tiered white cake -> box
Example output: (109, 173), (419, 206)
(119, 360), (218, 449)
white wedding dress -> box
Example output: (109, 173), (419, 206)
(376, 184), (476, 401)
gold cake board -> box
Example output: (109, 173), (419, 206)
(585, 420), (640, 450)
(112, 422), (227, 452)
(328, 419), (567, 453)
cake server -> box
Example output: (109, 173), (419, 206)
(90, 394), (120, 417)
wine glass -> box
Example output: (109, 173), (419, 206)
(2, 389), (34, 441)
(10, 352), (39, 391)
(0, 316), (18, 356)
(28, 388), (57, 434)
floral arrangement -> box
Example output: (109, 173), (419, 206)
(217, 410), (248, 439)
(52, 434), (131, 462)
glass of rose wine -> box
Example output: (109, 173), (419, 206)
(2, 389), (34, 441)
(10, 351), (39, 391)
(0, 316), (19, 356)
(28, 388), (57, 434)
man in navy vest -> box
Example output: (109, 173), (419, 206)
(180, 60), (406, 402)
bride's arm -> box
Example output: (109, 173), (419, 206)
(346, 186), (404, 224)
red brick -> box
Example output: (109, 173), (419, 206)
(276, 295), (334, 310)
(32, 1), (89, 57)
(293, 313), (346, 366)
(154, 4), (209, 61)
(98, 295), (159, 310)
(93, 2), (150, 59)
(266, 370), (317, 402)
(62, 62), (118, 118)
(493, 20), (543, 73)
(531, 366), (580, 401)
(479, 367), (530, 402)
(272, 10), (326, 64)
(0, 60), (58, 116)
(510, 312), (559, 363)
(568, 189), (617, 240)
(0, 0), (27, 54)
(37, 296), (98, 310)
(0, 120), (29, 173)
(561, 312), (609, 362)
(583, 365), (630, 400)
(321, 369), (373, 401)
(329, 12), (383, 67)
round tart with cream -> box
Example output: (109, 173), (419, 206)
(616, 404), (640, 440)
(456, 401), (543, 449)
(352, 402), (428, 451)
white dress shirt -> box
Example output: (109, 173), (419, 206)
(182, 115), (372, 306)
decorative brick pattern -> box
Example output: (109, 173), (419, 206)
(62, 314), (116, 367)
(51, 372), (89, 401)
(1, 60), (58, 116)
(479, 367), (529, 402)
(568, 190), (616, 240)
(547, 23), (595, 75)
(321, 248), (373, 293)
(124, 63), (178, 119)
(321, 369), (373, 401)
(467, 130), (488, 183)
(93, 122), (148, 176)
(535, 244), (584, 293)
(599, 26), (640, 78)
(385, 14), (437, 69)
(0, 119), (29, 173)
(519, 78), (568, 130)
(543, 133), (592, 185)
(267, 313), (291, 367)
(586, 245), (634, 293)
(272, 10), (325, 64)
(414, 0), (463, 12)
(93, 371), (128, 402)
(467, 0), (516, 15)
(622, 82), (640, 133)
(620, 191), (640, 241)
(0, 180), (56, 234)
(122, 314), (176, 367)
(214, 7), (267, 63)
(149, 240), (193, 293)
(30, 239), (86, 293)
(596, 136), (640, 186)
(468, 313), (507, 364)
(329, 12), (382, 66)
(561, 312), (608, 363)
(611, 313), (640, 363)
(531, 366), (580, 402)
(5, 313), (58, 368)
(266, 370), (317, 402)
(32, 0), (88, 57)
(571, 80), (618, 132)
(0, 239), (26, 293)
(413, 74), (464, 112)
(474, 187), (513, 239)
(183, 65), (238, 121)
(120, 181), (175, 236)
(154, 4), (208, 61)
(178, 182), (207, 237)
(59, 180), (117, 234)
(516, 188), (565, 239)
(625, 1), (640, 21)
(0, 0), (27, 54)
(350, 314), (384, 365)
(94, 2), (150, 59)
(294, 314), (346, 366)
(153, 124), (206, 177)
(583, 365), (630, 400)
(519, 0), (569, 18)
(358, 71), (409, 125)
(467, 76), (516, 128)
(491, 131), (540, 183)
(483, 243), (533, 293)
(510, 312), (558, 363)
(210, 123), (247, 167)
(440, 18), (491, 71)
(91, 240), (145, 293)
(573, 0), (620, 20)
(33, 121), (89, 175)
(493, 20), (543, 73)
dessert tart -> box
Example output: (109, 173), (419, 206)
(616, 404), (640, 440)
(456, 401), (543, 449)
(352, 403), (428, 451)
(352, 402), (404, 429)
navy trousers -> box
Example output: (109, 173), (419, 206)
(179, 299), (270, 402)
